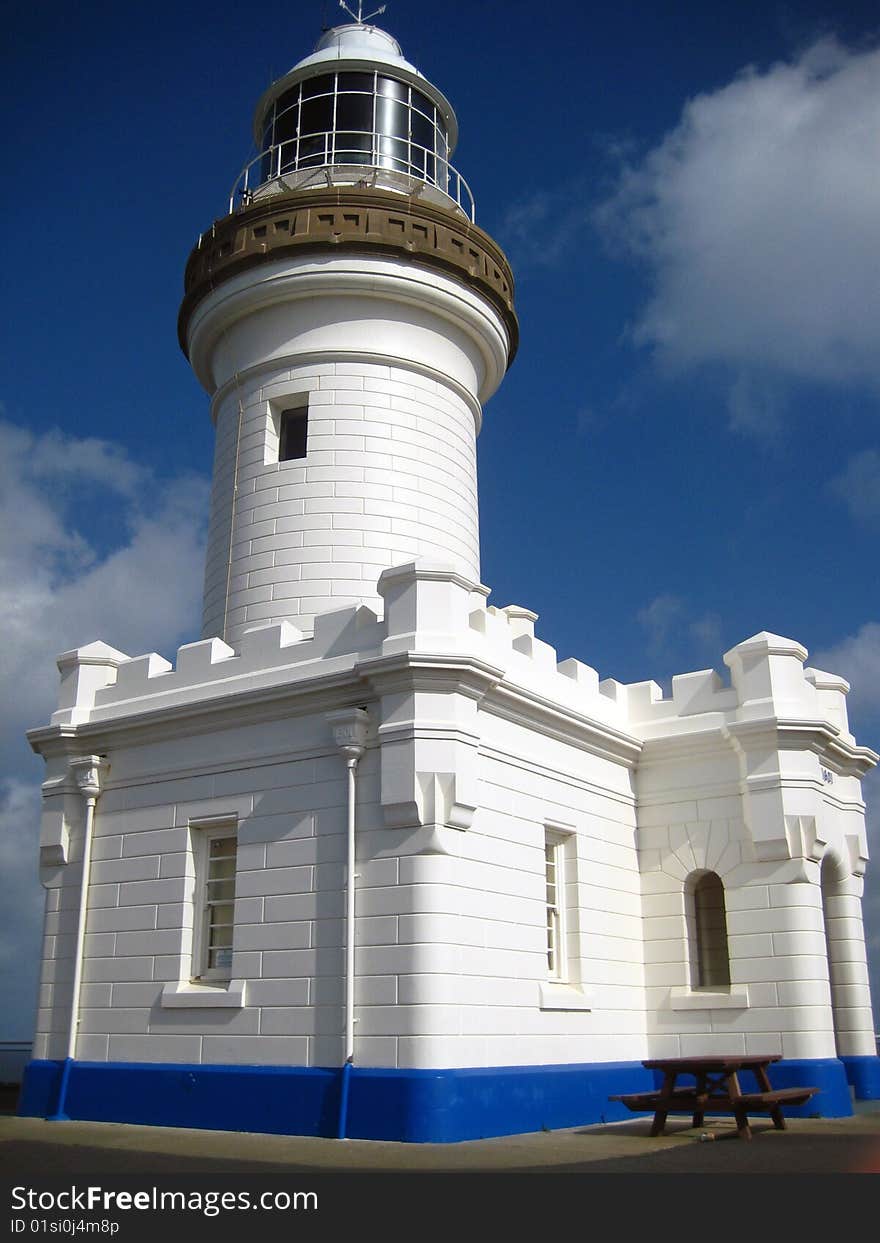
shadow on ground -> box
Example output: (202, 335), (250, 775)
(2, 1112), (879, 1176)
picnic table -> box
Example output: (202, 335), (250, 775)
(610, 1054), (819, 1140)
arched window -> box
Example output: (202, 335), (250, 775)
(688, 871), (731, 989)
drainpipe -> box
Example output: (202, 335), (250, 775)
(326, 708), (369, 1140)
(49, 755), (105, 1122)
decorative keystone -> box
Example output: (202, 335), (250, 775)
(327, 708), (370, 763)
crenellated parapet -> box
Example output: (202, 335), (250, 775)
(29, 567), (876, 863)
(33, 573), (876, 767)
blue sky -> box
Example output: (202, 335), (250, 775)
(3, 0), (880, 1042)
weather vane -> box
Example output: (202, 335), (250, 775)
(339, 1), (387, 23)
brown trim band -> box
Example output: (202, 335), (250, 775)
(178, 188), (518, 364)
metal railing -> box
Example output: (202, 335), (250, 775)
(228, 130), (475, 220)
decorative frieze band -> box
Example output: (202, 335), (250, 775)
(178, 188), (518, 361)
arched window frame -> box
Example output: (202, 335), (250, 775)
(685, 870), (731, 990)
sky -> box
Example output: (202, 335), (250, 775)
(3, 0), (880, 1046)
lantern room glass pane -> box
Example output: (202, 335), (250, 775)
(301, 74), (332, 99)
(300, 94), (334, 138)
(375, 95), (408, 137)
(256, 70), (450, 194)
(377, 75), (407, 101)
(376, 135), (409, 174)
(337, 71), (374, 92)
(335, 91), (374, 159)
(336, 92), (374, 131)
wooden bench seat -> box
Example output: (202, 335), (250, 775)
(733, 1087), (818, 1109)
(610, 1084), (819, 1139)
(610, 1090), (682, 1110)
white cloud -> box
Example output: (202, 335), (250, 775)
(637, 592), (684, 652)
(498, 185), (587, 270)
(828, 449), (880, 524)
(596, 37), (880, 421)
(637, 593), (725, 665)
(0, 418), (209, 1041)
(814, 622), (880, 723)
(725, 371), (787, 442)
(0, 780), (45, 1035)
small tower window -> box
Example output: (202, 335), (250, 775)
(279, 407), (308, 461)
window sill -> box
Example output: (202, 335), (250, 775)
(539, 982), (593, 1011)
(161, 979), (247, 1009)
(669, 986), (749, 1011)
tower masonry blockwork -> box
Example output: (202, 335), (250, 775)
(21, 20), (880, 1141)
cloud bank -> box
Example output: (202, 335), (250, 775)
(0, 419), (208, 1039)
(814, 622), (880, 722)
(596, 37), (880, 421)
(828, 449), (880, 524)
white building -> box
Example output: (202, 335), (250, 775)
(21, 19), (880, 1141)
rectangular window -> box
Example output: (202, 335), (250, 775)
(193, 829), (238, 982)
(279, 406), (308, 461)
(545, 830), (568, 981)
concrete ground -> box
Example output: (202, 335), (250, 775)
(2, 1102), (879, 1175)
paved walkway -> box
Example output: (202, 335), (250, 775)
(2, 1104), (879, 1175)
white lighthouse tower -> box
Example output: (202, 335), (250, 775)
(180, 16), (516, 643)
(21, 12), (880, 1142)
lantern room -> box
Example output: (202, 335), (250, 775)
(232, 22), (473, 218)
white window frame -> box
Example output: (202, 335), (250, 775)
(545, 829), (568, 983)
(191, 822), (238, 984)
(669, 870), (748, 1011)
(266, 392), (310, 465)
(685, 869), (731, 991)
(538, 824), (592, 1011)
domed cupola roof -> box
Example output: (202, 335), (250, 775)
(237, 17), (467, 216)
(254, 22), (458, 150)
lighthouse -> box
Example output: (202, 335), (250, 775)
(20, 13), (880, 1141)
(179, 16), (516, 644)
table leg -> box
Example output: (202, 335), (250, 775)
(650, 1071), (676, 1137)
(755, 1064), (774, 1092)
(727, 1072), (752, 1140)
(692, 1072), (707, 1129)
(753, 1063), (787, 1130)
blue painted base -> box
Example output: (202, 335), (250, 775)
(727, 1057), (852, 1119)
(841, 1054), (880, 1099)
(18, 1055), (858, 1143)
